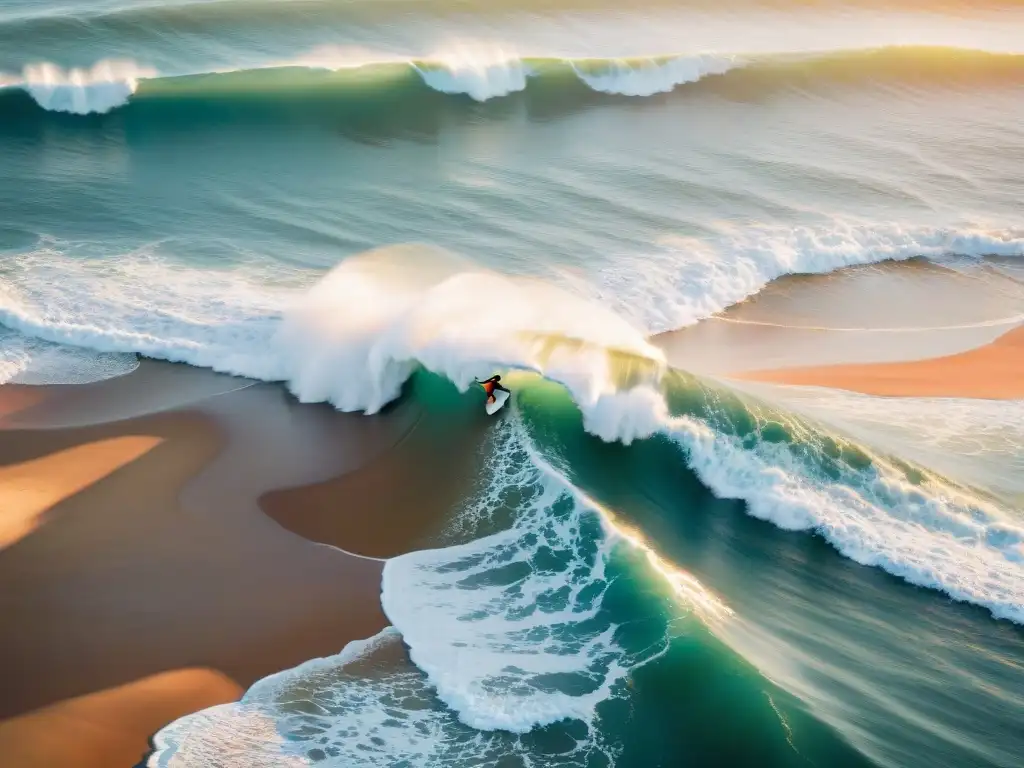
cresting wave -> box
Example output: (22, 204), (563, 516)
(147, 415), (709, 766)
(142, 360), (1024, 767)
(3, 225), (1023, 391)
(2, 228), (1024, 625)
(0, 59), (155, 114)
(3, 44), (1024, 115)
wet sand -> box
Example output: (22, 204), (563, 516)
(0, 361), (423, 768)
(0, 670), (242, 768)
(734, 325), (1024, 400)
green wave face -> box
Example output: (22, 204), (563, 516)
(3, 45), (1024, 121)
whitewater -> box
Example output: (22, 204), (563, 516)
(147, 413), (698, 766)
(4, 6), (1024, 761)
(2, 222), (1024, 632)
(142, 386), (1024, 766)
(1, 52), (744, 114)
(5, 38), (1024, 114)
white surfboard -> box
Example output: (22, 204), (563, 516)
(485, 389), (510, 416)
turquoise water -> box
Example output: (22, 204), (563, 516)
(2, 1), (1024, 766)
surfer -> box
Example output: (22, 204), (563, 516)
(475, 375), (510, 406)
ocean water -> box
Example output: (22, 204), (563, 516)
(2, 0), (1024, 766)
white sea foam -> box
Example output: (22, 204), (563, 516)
(600, 222), (1024, 334)
(2, 224), (1021, 410)
(148, 419), (685, 766)
(0, 328), (138, 385)
(148, 628), (406, 768)
(382, 417), (655, 735)
(413, 45), (529, 101)
(572, 55), (737, 96)
(663, 407), (1024, 624)
(2, 230), (1023, 623)
(0, 241), (297, 374)
(727, 381), (1024, 503)
(9, 59), (157, 114)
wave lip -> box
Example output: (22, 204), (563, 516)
(665, 408), (1024, 625)
(572, 54), (737, 96)
(272, 245), (666, 425)
(412, 45), (530, 101)
(5, 59), (157, 115)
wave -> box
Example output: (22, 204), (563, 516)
(410, 45), (532, 102)
(147, 415), (704, 765)
(0, 328), (138, 385)
(662, 405), (1024, 625)
(3, 44), (1023, 116)
(2, 59), (156, 115)
(0, 242), (668, 441)
(2, 228), (1023, 625)
(3, 224), (1022, 405)
(141, 371), (1024, 767)
(596, 222), (1024, 333)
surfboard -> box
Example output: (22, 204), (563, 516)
(485, 389), (510, 415)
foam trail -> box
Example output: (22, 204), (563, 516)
(14, 60), (157, 114)
(0, 328), (138, 385)
(147, 418), (692, 766)
(573, 55), (737, 96)
(383, 418), (635, 734)
(600, 223), (1024, 333)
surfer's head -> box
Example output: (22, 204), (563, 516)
(493, 375), (501, 381)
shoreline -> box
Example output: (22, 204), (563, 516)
(2, 291), (1020, 765)
(731, 325), (1024, 400)
(0, 361), (423, 768)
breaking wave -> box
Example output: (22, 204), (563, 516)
(0, 59), (155, 114)
(2, 226), (1023, 626)
(6, 227), (1024, 768)
(598, 222), (1024, 333)
(2, 45), (1023, 115)
(147, 415), (703, 766)
(2, 224), (1022, 408)
(142, 350), (1024, 768)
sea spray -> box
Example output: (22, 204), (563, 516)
(271, 245), (667, 418)
(571, 55), (737, 96)
(14, 59), (156, 114)
(411, 44), (530, 101)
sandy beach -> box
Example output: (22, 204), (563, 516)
(733, 325), (1024, 400)
(0, 361), (422, 768)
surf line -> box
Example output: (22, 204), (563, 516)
(509, 405), (733, 624)
(708, 313), (1024, 333)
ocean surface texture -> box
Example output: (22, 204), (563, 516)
(2, 0), (1024, 766)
